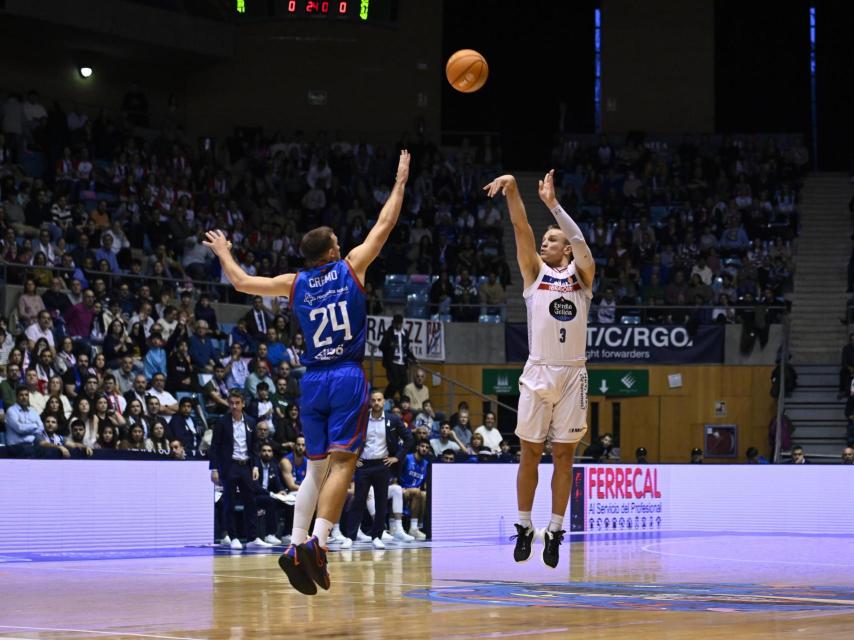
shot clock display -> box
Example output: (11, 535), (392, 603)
(236, 0), (397, 24)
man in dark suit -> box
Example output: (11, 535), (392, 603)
(345, 388), (415, 548)
(167, 397), (204, 457)
(209, 389), (272, 550)
(244, 296), (275, 343)
(254, 442), (288, 545)
(379, 314), (416, 400)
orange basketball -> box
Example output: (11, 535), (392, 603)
(445, 49), (489, 93)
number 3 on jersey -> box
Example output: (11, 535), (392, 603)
(309, 301), (353, 348)
(559, 328), (566, 343)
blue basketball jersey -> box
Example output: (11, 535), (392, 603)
(400, 453), (429, 489)
(284, 452), (307, 485)
(290, 260), (367, 367)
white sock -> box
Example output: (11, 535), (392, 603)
(410, 518), (420, 531)
(391, 518), (403, 532)
(331, 523), (342, 537)
(312, 517), (334, 547)
(518, 511), (533, 530)
(292, 457), (330, 545)
(388, 484), (403, 513)
(547, 513), (564, 532)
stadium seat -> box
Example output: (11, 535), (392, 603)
(384, 274), (408, 302)
(406, 292), (429, 319)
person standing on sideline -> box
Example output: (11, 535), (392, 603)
(380, 314), (416, 400)
(208, 389), (272, 550)
(484, 169), (594, 569)
(204, 149), (410, 595)
(346, 388), (415, 549)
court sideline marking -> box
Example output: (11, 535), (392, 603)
(640, 541), (854, 568)
(0, 625), (200, 640)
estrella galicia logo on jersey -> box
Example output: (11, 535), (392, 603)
(549, 297), (577, 321)
(406, 582), (854, 612)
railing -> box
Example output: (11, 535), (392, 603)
(773, 313), (792, 464)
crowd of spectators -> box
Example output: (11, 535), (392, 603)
(549, 133), (803, 332)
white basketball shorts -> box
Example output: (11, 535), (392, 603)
(515, 362), (589, 444)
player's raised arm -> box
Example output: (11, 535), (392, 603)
(346, 150), (411, 282)
(483, 174), (541, 289)
(538, 169), (595, 288)
(204, 229), (294, 296)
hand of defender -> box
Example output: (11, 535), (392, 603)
(395, 149), (411, 184)
(538, 169), (559, 209)
(203, 229), (233, 256)
(483, 175), (517, 198)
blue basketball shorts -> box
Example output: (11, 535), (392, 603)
(300, 362), (369, 459)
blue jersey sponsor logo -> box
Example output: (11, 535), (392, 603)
(292, 260), (367, 367)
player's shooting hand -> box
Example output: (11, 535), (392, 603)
(483, 175), (517, 198)
(538, 169), (559, 209)
(202, 229), (233, 256)
(395, 149), (411, 184)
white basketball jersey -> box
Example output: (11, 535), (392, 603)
(523, 261), (592, 366)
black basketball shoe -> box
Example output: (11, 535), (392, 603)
(511, 523), (535, 562)
(542, 529), (565, 569)
(278, 544), (318, 595)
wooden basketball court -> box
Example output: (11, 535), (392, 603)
(1, 534), (852, 639)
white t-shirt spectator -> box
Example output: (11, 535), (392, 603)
(475, 425), (502, 453)
(148, 388), (178, 418)
(25, 324), (55, 349)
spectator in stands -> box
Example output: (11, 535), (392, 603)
(194, 294), (220, 334)
(5, 386), (48, 457)
(145, 421), (170, 455)
(429, 421), (464, 458)
(204, 363), (230, 417)
(169, 440), (186, 460)
(245, 360), (274, 400)
(93, 395), (126, 436)
(24, 368), (47, 414)
(788, 445), (809, 464)
(167, 339), (197, 392)
(584, 433), (615, 462)
(143, 334), (167, 379)
(123, 399), (146, 438)
(36, 413), (71, 458)
(429, 270), (454, 316)
(479, 272), (506, 318)
(147, 372), (178, 418)
(229, 318), (255, 355)
(64, 289), (96, 341)
(265, 327), (287, 369)
(17, 278), (45, 327)
(380, 314), (415, 400)
(595, 287), (617, 324)
(119, 423), (147, 452)
(842, 447), (854, 465)
(403, 368), (430, 412)
(223, 342), (250, 390)
(25, 311), (54, 355)
(453, 269), (479, 322)
(413, 399), (439, 435)
(285, 332), (306, 379)
(248, 381), (275, 425)
(451, 408), (473, 448)
(475, 411), (502, 453)
(245, 296), (274, 343)
(167, 396), (202, 457)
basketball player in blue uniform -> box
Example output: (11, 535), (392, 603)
(204, 149), (410, 595)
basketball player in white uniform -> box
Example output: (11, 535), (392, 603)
(484, 169), (594, 568)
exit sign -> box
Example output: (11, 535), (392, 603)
(588, 370), (649, 397)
